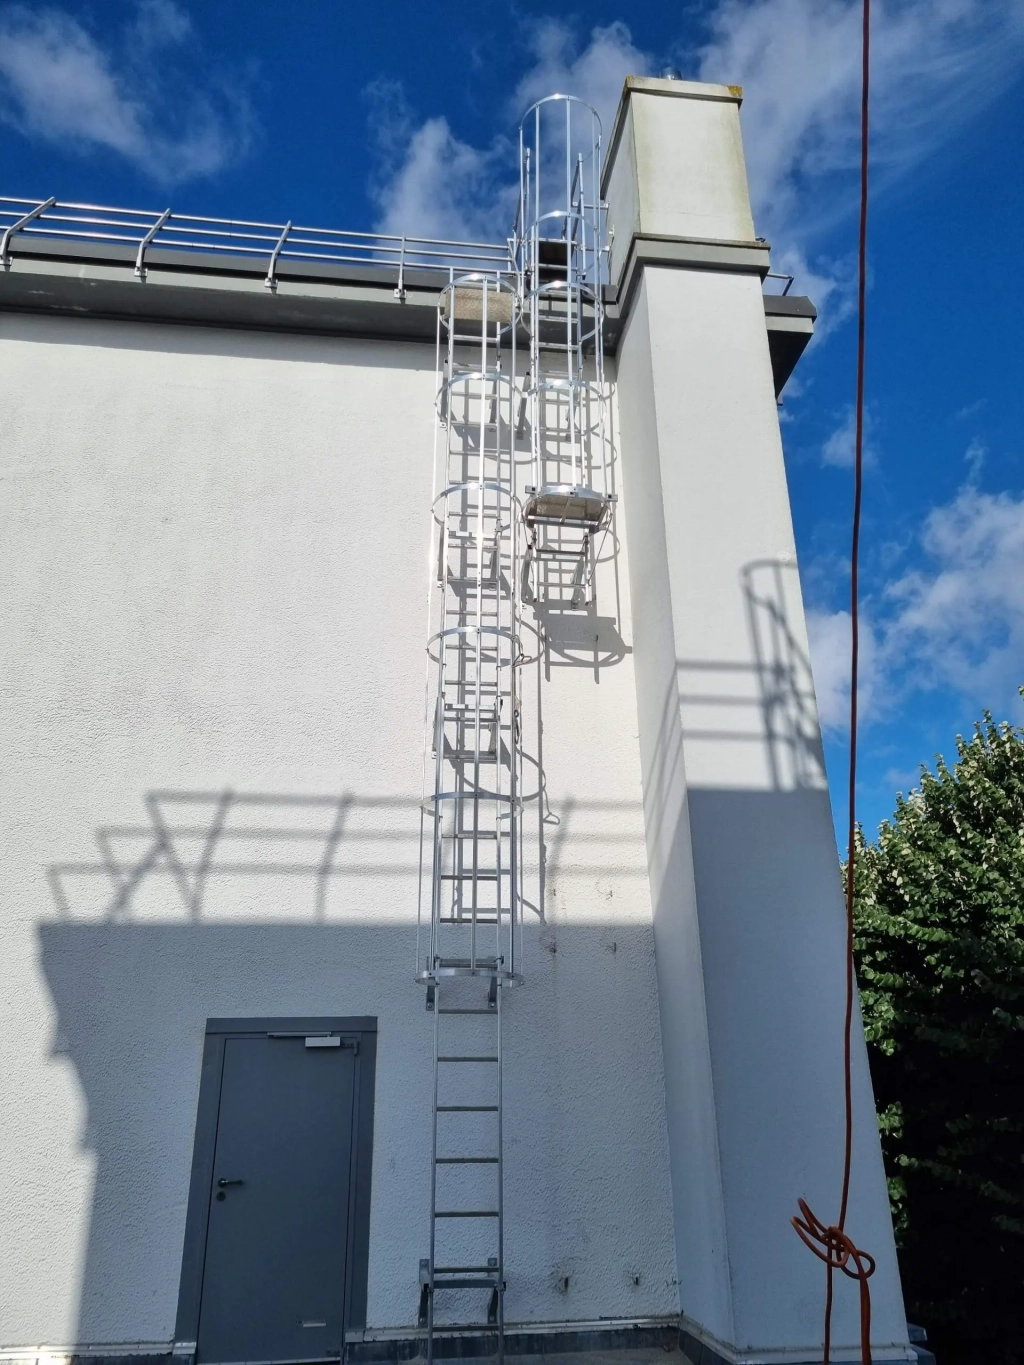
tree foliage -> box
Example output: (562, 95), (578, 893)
(852, 701), (1024, 1363)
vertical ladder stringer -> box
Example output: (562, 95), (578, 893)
(418, 271), (521, 1365)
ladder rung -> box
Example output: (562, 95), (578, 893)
(438, 1008), (496, 1015)
(435, 1264), (500, 1273)
(438, 1055), (498, 1063)
(442, 831), (499, 840)
(438, 918), (499, 925)
(436, 1156), (499, 1164)
(431, 1278), (499, 1290)
(425, 1322), (501, 1332)
(434, 961), (500, 971)
(435, 1210), (499, 1218)
(436, 1105), (498, 1112)
(439, 872), (499, 881)
(435, 1267), (501, 1276)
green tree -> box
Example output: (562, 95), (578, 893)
(852, 702), (1024, 1364)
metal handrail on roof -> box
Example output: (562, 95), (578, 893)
(1, 196), (801, 302)
(0, 195), (516, 283)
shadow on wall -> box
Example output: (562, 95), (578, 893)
(40, 788), (657, 1345)
(47, 788), (653, 929)
(674, 558), (826, 795)
(31, 552), (832, 1344)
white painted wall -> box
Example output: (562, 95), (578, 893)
(615, 264), (912, 1363)
(608, 78), (912, 1364)
(0, 313), (678, 1350)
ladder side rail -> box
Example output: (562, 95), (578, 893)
(436, 323), (462, 964)
(418, 274), (450, 979)
(495, 324), (508, 955)
(430, 639), (448, 971)
(495, 330), (506, 963)
(509, 305), (521, 977)
(590, 128), (610, 504)
(428, 980), (441, 1364)
(496, 981), (505, 1361)
(469, 289), (492, 971)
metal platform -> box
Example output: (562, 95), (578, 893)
(523, 485), (614, 532)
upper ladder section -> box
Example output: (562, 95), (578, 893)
(418, 274), (524, 987)
(516, 96), (615, 607)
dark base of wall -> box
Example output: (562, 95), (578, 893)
(349, 1322), (925, 1365)
(53, 1327), (923, 1365)
(348, 1322), (677, 1363)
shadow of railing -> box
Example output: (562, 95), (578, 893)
(664, 558), (826, 795)
(36, 782), (662, 1346)
(48, 788), (650, 929)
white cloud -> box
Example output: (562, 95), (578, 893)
(806, 606), (880, 731)
(964, 435), (986, 482)
(0, 2), (253, 184)
(808, 472), (1024, 732)
(881, 766), (921, 794)
(367, 2), (1024, 331)
(884, 484), (1024, 706)
(368, 21), (647, 241)
(372, 116), (513, 242)
(693, 0), (1024, 313)
(512, 20), (649, 134)
(130, 0), (191, 49)
(820, 403), (877, 468)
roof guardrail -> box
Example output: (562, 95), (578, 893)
(0, 195), (516, 280)
(0, 196), (798, 298)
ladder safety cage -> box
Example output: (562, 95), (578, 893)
(416, 271), (524, 1365)
(515, 96), (616, 608)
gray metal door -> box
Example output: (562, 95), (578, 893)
(196, 1034), (356, 1364)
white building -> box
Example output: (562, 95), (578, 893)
(0, 77), (915, 1365)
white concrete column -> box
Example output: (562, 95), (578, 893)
(608, 78), (912, 1363)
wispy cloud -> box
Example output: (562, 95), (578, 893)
(807, 464), (1024, 732)
(366, 1), (1024, 330)
(511, 20), (649, 132)
(691, 0), (1024, 314)
(820, 403), (877, 468)
(365, 80), (514, 241)
(963, 435), (986, 483)
(807, 605), (881, 730)
(884, 482), (1024, 705)
(367, 21), (647, 240)
(0, 1), (255, 184)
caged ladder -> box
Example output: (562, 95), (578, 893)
(417, 271), (524, 1364)
(517, 95), (615, 609)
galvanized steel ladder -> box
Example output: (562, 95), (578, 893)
(417, 272), (523, 1364)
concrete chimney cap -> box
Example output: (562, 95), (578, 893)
(602, 75), (746, 195)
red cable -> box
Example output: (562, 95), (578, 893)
(791, 2), (875, 1362)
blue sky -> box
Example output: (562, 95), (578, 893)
(2, 0), (1023, 844)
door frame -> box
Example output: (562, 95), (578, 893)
(174, 1017), (378, 1360)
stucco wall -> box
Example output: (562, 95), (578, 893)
(615, 265), (910, 1362)
(0, 312), (677, 1349)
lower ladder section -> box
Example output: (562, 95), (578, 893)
(421, 976), (504, 1364)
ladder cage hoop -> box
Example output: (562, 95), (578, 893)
(515, 91), (613, 611)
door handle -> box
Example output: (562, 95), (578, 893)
(217, 1178), (244, 1187)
